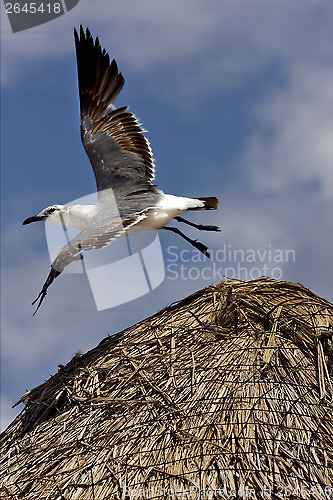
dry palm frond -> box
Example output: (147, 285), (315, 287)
(1, 277), (333, 499)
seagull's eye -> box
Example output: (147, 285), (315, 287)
(48, 207), (56, 213)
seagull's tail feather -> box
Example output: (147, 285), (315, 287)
(32, 267), (61, 316)
(198, 197), (219, 210)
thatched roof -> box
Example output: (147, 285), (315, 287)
(1, 277), (333, 499)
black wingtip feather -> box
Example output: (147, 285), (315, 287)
(32, 290), (46, 316)
(75, 25), (125, 125)
(32, 267), (61, 315)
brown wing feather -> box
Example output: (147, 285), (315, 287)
(88, 109), (155, 183)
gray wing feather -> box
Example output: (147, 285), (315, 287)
(53, 210), (148, 273)
(32, 212), (148, 314)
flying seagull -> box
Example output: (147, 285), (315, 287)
(23, 26), (220, 314)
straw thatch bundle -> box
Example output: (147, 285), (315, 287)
(1, 277), (333, 499)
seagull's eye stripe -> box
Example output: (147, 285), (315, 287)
(48, 208), (56, 213)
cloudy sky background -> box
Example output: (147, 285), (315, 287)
(1, 0), (332, 429)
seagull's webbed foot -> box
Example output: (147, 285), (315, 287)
(174, 216), (221, 232)
(163, 226), (211, 258)
(192, 240), (210, 258)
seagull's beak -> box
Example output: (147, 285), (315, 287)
(22, 215), (45, 225)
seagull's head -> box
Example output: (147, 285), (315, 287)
(23, 205), (65, 225)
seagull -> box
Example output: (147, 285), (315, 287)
(23, 26), (220, 314)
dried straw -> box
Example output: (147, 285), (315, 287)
(1, 277), (333, 499)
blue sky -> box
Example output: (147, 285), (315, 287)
(1, 0), (333, 429)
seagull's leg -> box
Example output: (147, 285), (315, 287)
(163, 226), (210, 258)
(175, 216), (220, 232)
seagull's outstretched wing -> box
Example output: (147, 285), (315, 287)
(32, 210), (148, 314)
(74, 26), (155, 196)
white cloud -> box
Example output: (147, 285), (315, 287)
(2, 0), (332, 98)
(241, 63), (333, 199)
